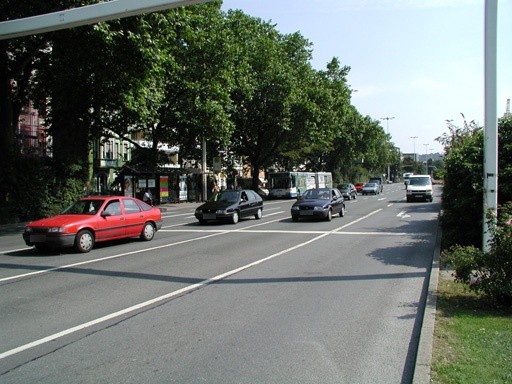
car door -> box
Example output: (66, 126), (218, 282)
(122, 198), (144, 237)
(96, 200), (126, 240)
(331, 189), (343, 214)
(238, 191), (252, 218)
(245, 190), (261, 216)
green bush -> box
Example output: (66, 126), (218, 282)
(441, 207), (512, 307)
(0, 155), (84, 223)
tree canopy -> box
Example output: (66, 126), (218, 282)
(0, 0), (397, 221)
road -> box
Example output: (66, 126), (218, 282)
(0, 183), (441, 384)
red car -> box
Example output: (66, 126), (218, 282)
(23, 196), (163, 253)
(355, 182), (365, 193)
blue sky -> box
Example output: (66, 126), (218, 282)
(221, 0), (511, 155)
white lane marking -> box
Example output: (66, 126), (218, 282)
(334, 209), (382, 231)
(397, 211), (411, 218)
(160, 229), (408, 236)
(0, 247), (33, 254)
(0, 229), (334, 360)
(0, 231), (229, 284)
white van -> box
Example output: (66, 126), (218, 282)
(406, 174), (433, 202)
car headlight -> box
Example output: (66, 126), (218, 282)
(195, 209), (201, 214)
(216, 209), (227, 214)
(48, 227), (66, 233)
(314, 206), (325, 211)
(25, 226), (33, 233)
(291, 206), (299, 211)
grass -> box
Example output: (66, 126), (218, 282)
(430, 271), (512, 384)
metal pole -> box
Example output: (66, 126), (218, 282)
(423, 144), (429, 174)
(483, 0), (498, 251)
(410, 136), (418, 162)
(202, 137), (207, 202)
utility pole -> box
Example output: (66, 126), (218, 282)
(483, 0), (498, 251)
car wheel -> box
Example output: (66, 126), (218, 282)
(255, 208), (262, 220)
(326, 209), (332, 221)
(140, 222), (155, 241)
(198, 219), (206, 225)
(231, 211), (239, 224)
(74, 230), (94, 253)
(292, 216), (299, 222)
(340, 206), (345, 217)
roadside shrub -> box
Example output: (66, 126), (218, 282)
(441, 206), (512, 307)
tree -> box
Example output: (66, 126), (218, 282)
(226, 11), (317, 189)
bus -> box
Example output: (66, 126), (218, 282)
(268, 172), (333, 198)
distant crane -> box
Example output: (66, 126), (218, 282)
(506, 98), (510, 117)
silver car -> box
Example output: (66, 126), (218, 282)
(362, 182), (380, 195)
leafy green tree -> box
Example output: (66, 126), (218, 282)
(226, 11), (317, 190)
(438, 119), (483, 249)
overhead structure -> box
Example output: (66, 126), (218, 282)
(0, 0), (212, 40)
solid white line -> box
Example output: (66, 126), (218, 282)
(0, 230), (332, 360)
(334, 209), (382, 231)
(0, 247), (33, 254)
(0, 231), (228, 284)
(0, 207), (393, 358)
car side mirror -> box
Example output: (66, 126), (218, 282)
(101, 211), (111, 217)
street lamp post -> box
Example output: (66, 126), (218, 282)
(410, 136), (418, 162)
(381, 117), (395, 181)
(423, 144), (429, 174)
(381, 116), (395, 134)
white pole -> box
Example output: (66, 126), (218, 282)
(483, 0), (498, 251)
(0, 0), (213, 40)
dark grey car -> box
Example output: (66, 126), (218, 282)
(291, 188), (345, 222)
(194, 189), (263, 224)
(339, 183), (357, 200)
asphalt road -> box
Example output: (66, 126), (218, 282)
(0, 183), (441, 384)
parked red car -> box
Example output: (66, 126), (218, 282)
(355, 182), (365, 193)
(23, 196), (163, 253)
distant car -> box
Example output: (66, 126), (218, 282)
(362, 182), (380, 195)
(355, 182), (365, 193)
(291, 188), (345, 222)
(339, 183), (357, 200)
(406, 174), (433, 202)
(23, 196), (163, 253)
(194, 189), (263, 224)
(368, 177), (384, 192)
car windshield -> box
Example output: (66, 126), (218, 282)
(409, 177), (430, 186)
(340, 184), (350, 189)
(211, 190), (240, 204)
(302, 189), (331, 200)
(62, 199), (104, 215)
(365, 183), (376, 187)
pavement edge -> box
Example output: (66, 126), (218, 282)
(412, 222), (442, 384)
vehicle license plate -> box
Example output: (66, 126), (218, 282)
(203, 213), (216, 220)
(30, 234), (46, 242)
(300, 211), (314, 216)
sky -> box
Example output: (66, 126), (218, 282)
(220, 0), (512, 155)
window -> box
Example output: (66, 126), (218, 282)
(123, 199), (141, 214)
(104, 201), (122, 216)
